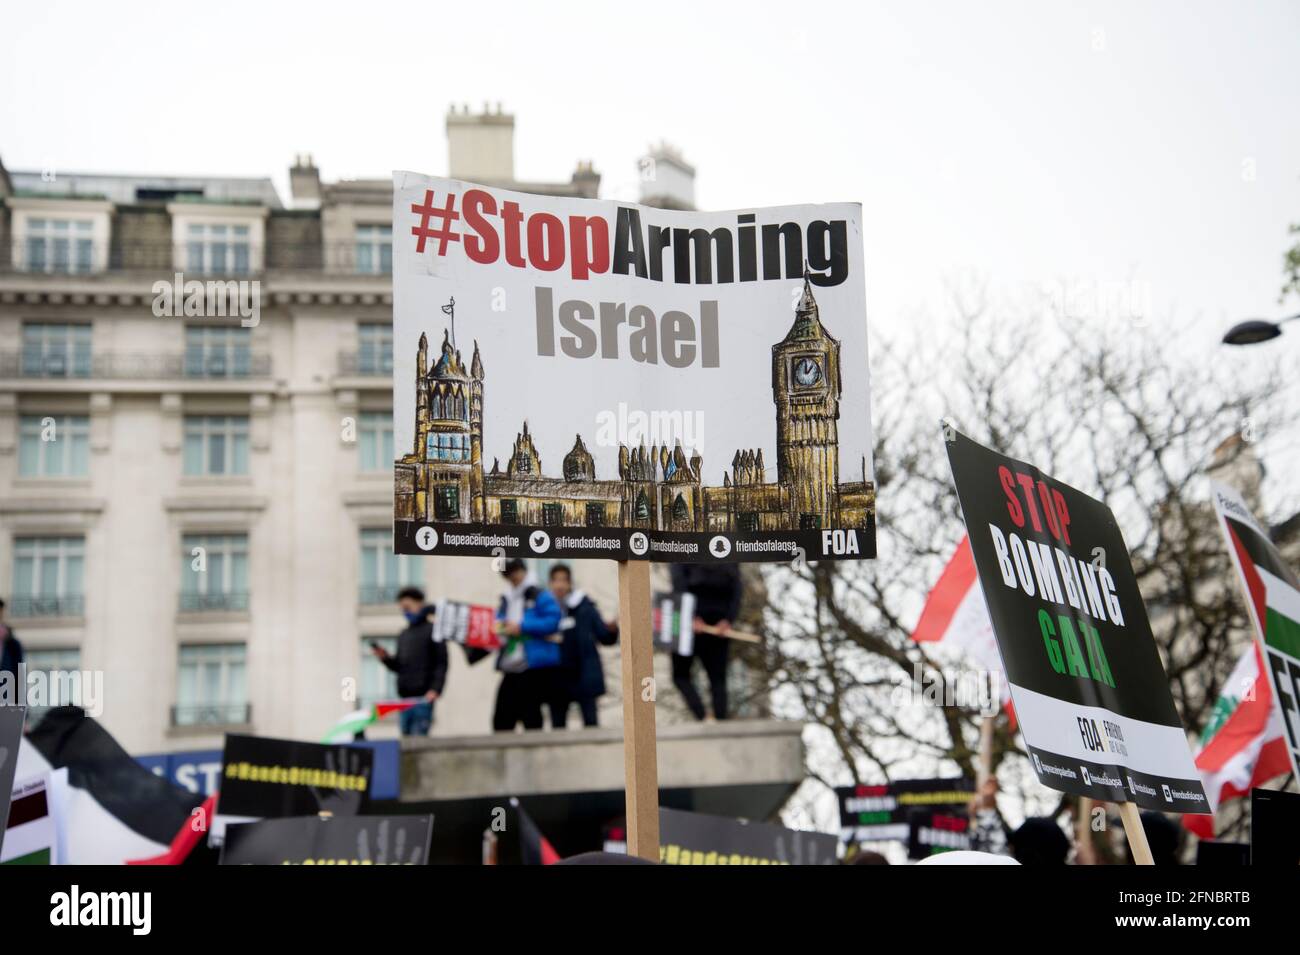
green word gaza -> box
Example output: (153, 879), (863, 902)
(1037, 609), (1115, 688)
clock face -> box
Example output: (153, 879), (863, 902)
(793, 356), (822, 387)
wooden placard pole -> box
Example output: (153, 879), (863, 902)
(618, 560), (660, 861)
(1118, 801), (1154, 865)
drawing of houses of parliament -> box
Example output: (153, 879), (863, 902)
(394, 274), (875, 534)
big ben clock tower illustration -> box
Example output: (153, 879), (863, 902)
(772, 268), (842, 529)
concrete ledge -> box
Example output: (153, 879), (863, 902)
(400, 718), (805, 802)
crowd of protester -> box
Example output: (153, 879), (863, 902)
(372, 559), (743, 735)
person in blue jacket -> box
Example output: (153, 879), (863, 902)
(547, 563), (617, 728)
(491, 558), (563, 731)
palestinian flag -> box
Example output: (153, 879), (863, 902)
(2, 774), (57, 865)
(1183, 642), (1289, 838)
(652, 591), (696, 656)
(512, 797), (560, 865)
(16, 706), (205, 864)
(1212, 482), (1300, 786)
(911, 536), (1014, 719)
(322, 700), (420, 744)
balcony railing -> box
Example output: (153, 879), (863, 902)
(0, 240), (395, 276)
(0, 350), (271, 380)
(179, 591), (250, 613)
(170, 702), (251, 728)
(7, 594), (84, 618)
(338, 350), (394, 376)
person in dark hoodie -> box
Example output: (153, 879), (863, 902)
(547, 563), (617, 728)
(370, 586), (447, 737)
(669, 563), (743, 721)
(491, 559), (563, 732)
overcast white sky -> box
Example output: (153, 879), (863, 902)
(3, 0), (1298, 425)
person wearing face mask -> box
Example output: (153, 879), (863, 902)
(370, 586), (448, 737)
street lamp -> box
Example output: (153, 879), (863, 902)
(1221, 314), (1300, 346)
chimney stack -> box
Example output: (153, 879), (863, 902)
(289, 153), (321, 208)
(638, 141), (695, 210)
(446, 104), (515, 183)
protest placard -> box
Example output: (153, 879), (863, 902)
(944, 431), (1208, 828)
(211, 735), (373, 846)
(220, 814), (434, 866)
(391, 173), (874, 565)
(658, 807), (838, 865)
(836, 777), (974, 858)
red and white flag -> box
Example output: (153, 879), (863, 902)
(911, 535), (1012, 715)
(1183, 642), (1289, 839)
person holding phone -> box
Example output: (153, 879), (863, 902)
(370, 586), (447, 737)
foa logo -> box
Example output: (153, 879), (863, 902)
(50, 886), (151, 935)
(821, 529), (860, 556)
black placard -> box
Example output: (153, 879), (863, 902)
(658, 807), (838, 865)
(836, 777), (974, 858)
(945, 430), (1208, 814)
(0, 706), (25, 856)
(220, 814), (434, 865)
(213, 735), (373, 844)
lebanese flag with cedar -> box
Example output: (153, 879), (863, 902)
(911, 535), (1014, 720)
(1183, 642), (1289, 838)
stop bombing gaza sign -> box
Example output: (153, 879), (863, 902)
(944, 429), (1209, 814)
(390, 171), (875, 564)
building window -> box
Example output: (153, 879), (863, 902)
(360, 637), (398, 705)
(738, 512), (759, 533)
(24, 218), (94, 274)
(180, 533), (249, 612)
(18, 414), (90, 477)
(21, 323), (92, 378)
(359, 411), (395, 472)
(585, 502), (606, 527)
(528, 558), (558, 581)
(174, 643), (248, 727)
(355, 225), (392, 275)
(183, 415), (250, 476)
(358, 528), (421, 605)
(672, 494), (690, 523)
(424, 431), (469, 463)
(186, 223), (252, 274)
(799, 513), (821, 530)
(500, 499), (519, 524)
(11, 536), (85, 618)
(635, 490), (651, 521)
(542, 503), (563, 526)
(358, 323), (393, 375)
(434, 486), (460, 521)
(23, 648), (83, 722)
(185, 326), (251, 378)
